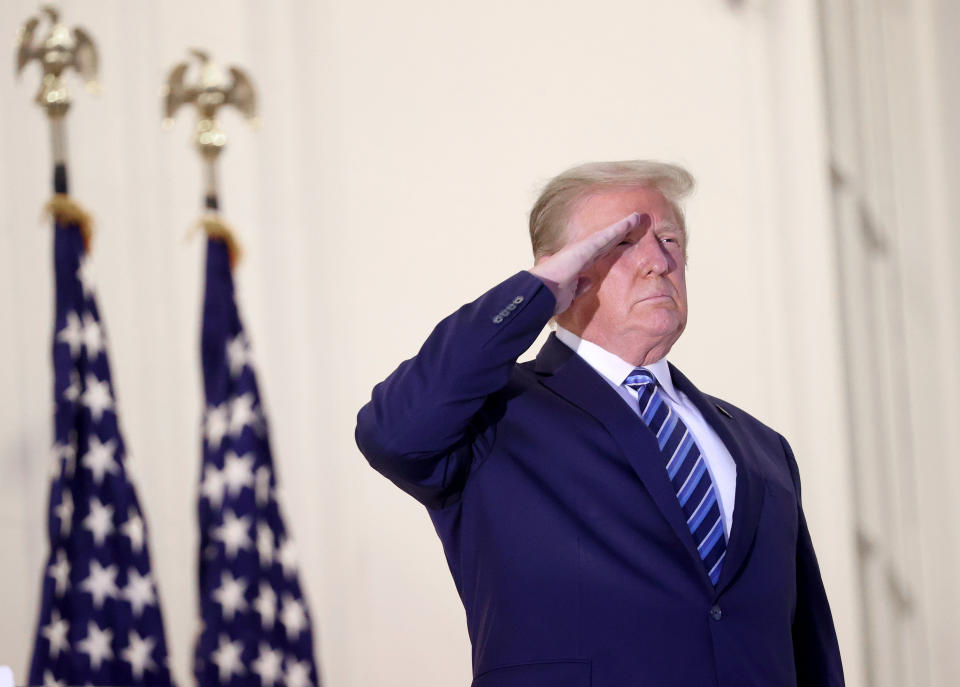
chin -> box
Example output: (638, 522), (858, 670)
(643, 321), (685, 347)
(631, 313), (684, 336)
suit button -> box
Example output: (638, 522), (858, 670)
(513, 296), (524, 304)
(709, 605), (722, 621)
(492, 315), (503, 324)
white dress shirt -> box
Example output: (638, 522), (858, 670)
(555, 326), (737, 537)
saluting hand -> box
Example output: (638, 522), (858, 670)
(528, 211), (649, 315)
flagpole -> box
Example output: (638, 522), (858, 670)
(203, 156), (219, 212)
(51, 117), (69, 193)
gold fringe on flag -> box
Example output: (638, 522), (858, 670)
(44, 194), (93, 253)
(189, 214), (243, 269)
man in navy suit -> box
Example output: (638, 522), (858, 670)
(355, 161), (844, 686)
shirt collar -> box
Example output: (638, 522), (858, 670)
(554, 325), (679, 402)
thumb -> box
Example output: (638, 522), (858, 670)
(573, 276), (593, 300)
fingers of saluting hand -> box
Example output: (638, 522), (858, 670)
(578, 211), (650, 267)
(541, 211), (650, 276)
(527, 211), (650, 315)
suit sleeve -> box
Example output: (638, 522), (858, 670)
(355, 271), (556, 509)
(779, 435), (846, 685)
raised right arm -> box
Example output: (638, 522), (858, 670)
(354, 212), (646, 508)
(354, 271), (555, 508)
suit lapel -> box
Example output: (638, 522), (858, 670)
(669, 364), (765, 594)
(535, 335), (710, 585)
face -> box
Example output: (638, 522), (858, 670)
(557, 186), (688, 363)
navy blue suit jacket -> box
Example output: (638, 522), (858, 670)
(356, 271), (844, 686)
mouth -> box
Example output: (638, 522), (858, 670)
(638, 294), (672, 303)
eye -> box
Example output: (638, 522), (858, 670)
(659, 236), (680, 246)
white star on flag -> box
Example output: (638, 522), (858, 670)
(62, 371), (81, 403)
(256, 521), (275, 568)
(212, 571), (248, 621)
(121, 630), (157, 680)
(53, 489), (73, 537)
(253, 582), (277, 630)
(50, 438), (77, 478)
(222, 452), (254, 498)
(280, 594), (308, 640)
(278, 537), (298, 579)
(81, 436), (119, 484)
(80, 375), (113, 422)
(211, 635), (245, 683)
(63, 370), (80, 403)
(121, 508), (145, 553)
(80, 560), (119, 608)
(43, 669), (63, 687)
(285, 658), (313, 687)
(83, 497), (114, 546)
(205, 403), (230, 451)
(226, 334), (252, 378)
(77, 621), (113, 670)
(213, 510), (253, 558)
(81, 312), (104, 359)
(255, 465), (272, 508)
(228, 393), (257, 436)
(123, 569), (157, 617)
(201, 464), (227, 509)
(77, 256), (94, 297)
(47, 550), (70, 596)
(251, 643), (284, 687)
(41, 609), (70, 658)
(56, 311), (84, 358)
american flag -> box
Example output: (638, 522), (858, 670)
(29, 211), (175, 686)
(194, 235), (320, 687)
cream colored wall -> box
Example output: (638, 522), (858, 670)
(895, 0), (960, 683)
(2, 1), (952, 685)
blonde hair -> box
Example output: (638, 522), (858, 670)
(529, 160), (695, 258)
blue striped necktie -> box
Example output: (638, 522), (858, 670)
(625, 368), (726, 585)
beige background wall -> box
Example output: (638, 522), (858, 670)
(0, 1), (956, 685)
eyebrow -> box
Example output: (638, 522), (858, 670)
(654, 221), (683, 233)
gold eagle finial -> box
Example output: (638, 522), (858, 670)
(15, 5), (99, 117)
(162, 49), (258, 160)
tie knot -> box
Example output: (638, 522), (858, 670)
(624, 367), (657, 391)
